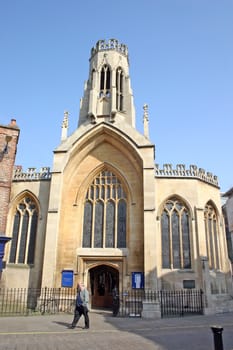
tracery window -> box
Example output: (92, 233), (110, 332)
(82, 170), (127, 248)
(116, 67), (124, 111)
(100, 65), (111, 97)
(9, 196), (38, 265)
(204, 203), (220, 270)
(161, 197), (191, 269)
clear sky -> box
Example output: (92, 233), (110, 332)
(0, 0), (232, 192)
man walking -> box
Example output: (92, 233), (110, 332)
(70, 283), (90, 329)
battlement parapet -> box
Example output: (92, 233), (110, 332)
(13, 166), (51, 181)
(91, 39), (128, 58)
(155, 163), (219, 187)
(12, 163), (219, 186)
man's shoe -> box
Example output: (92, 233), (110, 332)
(83, 326), (89, 329)
(68, 325), (75, 329)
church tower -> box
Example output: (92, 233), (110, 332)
(78, 39), (136, 127)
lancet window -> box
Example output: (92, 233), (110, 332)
(82, 170), (127, 248)
(204, 202), (220, 270)
(116, 67), (124, 111)
(9, 196), (38, 265)
(161, 197), (191, 269)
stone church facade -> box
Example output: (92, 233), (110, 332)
(1, 39), (233, 314)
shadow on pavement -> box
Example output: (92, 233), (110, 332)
(92, 309), (233, 350)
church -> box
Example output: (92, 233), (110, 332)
(1, 39), (232, 314)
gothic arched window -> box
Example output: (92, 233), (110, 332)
(204, 202), (220, 270)
(9, 196), (38, 265)
(161, 197), (191, 269)
(100, 65), (111, 97)
(82, 170), (127, 248)
(116, 67), (124, 111)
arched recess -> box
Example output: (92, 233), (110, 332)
(62, 125), (144, 219)
(89, 264), (119, 309)
(158, 195), (193, 270)
(64, 123), (144, 181)
(7, 190), (40, 265)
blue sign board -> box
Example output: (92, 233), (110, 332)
(61, 270), (74, 287)
(132, 272), (144, 289)
(0, 237), (11, 272)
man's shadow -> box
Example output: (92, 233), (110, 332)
(53, 321), (83, 329)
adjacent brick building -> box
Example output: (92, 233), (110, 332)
(0, 119), (19, 279)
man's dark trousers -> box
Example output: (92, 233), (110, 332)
(71, 305), (89, 328)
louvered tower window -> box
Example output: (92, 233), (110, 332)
(100, 65), (111, 97)
(82, 170), (127, 248)
(116, 67), (124, 111)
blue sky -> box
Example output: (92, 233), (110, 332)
(0, 0), (232, 192)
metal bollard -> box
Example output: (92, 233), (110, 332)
(211, 326), (224, 350)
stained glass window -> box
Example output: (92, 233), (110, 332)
(83, 201), (93, 247)
(18, 211), (29, 263)
(161, 197), (191, 269)
(161, 212), (170, 268)
(182, 212), (191, 268)
(204, 203), (219, 269)
(9, 197), (38, 265)
(106, 201), (115, 248)
(94, 201), (104, 247)
(82, 170), (127, 248)
(117, 200), (127, 248)
(9, 211), (20, 263)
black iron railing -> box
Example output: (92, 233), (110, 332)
(159, 289), (204, 318)
(116, 289), (204, 318)
(0, 288), (204, 318)
(0, 287), (76, 316)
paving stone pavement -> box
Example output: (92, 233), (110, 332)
(0, 310), (233, 350)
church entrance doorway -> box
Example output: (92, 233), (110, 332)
(90, 265), (119, 309)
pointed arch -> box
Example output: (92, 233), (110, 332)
(158, 194), (194, 220)
(74, 162), (133, 206)
(9, 190), (41, 217)
(160, 196), (192, 269)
